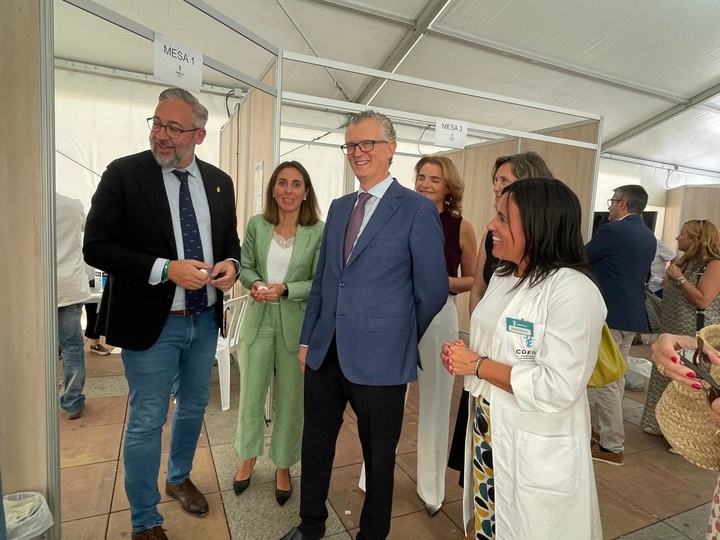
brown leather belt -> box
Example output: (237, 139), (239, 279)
(169, 306), (214, 316)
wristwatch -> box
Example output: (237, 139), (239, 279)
(676, 276), (687, 286)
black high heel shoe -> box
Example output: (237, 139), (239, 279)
(275, 469), (292, 506)
(233, 457), (256, 496)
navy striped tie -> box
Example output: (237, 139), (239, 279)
(173, 170), (208, 314)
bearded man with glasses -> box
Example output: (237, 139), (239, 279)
(84, 87), (241, 540)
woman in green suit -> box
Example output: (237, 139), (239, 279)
(233, 161), (324, 505)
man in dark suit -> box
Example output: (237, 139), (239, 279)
(280, 111), (448, 540)
(586, 185), (656, 467)
(84, 88), (241, 540)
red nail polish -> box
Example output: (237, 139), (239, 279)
(687, 371), (697, 379)
(671, 356), (679, 363)
(692, 382), (703, 390)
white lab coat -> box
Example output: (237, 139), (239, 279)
(463, 268), (606, 540)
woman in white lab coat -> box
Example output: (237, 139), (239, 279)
(442, 178), (606, 540)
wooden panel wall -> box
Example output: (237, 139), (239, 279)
(455, 139), (519, 331)
(662, 188), (684, 249)
(454, 122), (599, 332)
(663, 186), (720, 250)
(1, 0), (50, 495)
(245, 63), (277, 226)
(680, 186), (720, 224)
(520, 122), (599, 241)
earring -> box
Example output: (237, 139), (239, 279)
(303, 197), (307, 200)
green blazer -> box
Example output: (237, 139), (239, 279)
(239, 214), (324, 351)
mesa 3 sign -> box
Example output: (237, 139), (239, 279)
(434, 117), (468, 149)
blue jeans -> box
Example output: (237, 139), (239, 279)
(121, 309), (217, 533)
(58, 303), (86, 414)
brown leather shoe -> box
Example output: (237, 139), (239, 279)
(131, 526), (168, 539)
(165, 478), (209, 517)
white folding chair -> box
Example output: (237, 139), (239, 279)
(215, 295), (248, 411)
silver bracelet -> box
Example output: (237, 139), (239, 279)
(474, 355), (488, 379)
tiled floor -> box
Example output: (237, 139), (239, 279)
(58, 341), (718, 539)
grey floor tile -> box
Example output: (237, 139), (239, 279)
(623, 396), (644, 410)
(204, 407), (241, 446)
(223, 484), (345, 540)
(623, 406), (643, 426)
(664, 503), (711, 540)
(83, 375), (128, 398)
(205, 399), (274, 446)
(617, 521), (694, 539)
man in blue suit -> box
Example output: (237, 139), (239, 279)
(586, 185), (656, 467)
(280, 111), (448, 540)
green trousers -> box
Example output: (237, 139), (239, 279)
(235, 303), (303, 468)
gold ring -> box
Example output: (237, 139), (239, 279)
(657, 363), (666, 376)
(715, 430), (720, 438)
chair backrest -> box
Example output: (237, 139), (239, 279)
(224, 295), (248, 351)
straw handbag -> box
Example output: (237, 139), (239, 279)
(656, 325), (720, 471)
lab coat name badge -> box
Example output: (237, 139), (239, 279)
(506, 317), (536, 361)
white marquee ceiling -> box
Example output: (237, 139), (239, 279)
(55, 0), (720, 176)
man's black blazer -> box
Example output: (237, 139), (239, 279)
(83, 150), (241, 351)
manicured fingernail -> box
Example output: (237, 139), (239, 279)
(671, 356), (679, 363)
(692, 382), (703, 390)
(687, 371), (697, 378)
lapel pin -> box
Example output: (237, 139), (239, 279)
(217, 187), (221, 192)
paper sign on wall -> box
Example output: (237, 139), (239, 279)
(153, 34), (203, 92)
(434, 117), (468, 149)
(254, 162), (264, 214)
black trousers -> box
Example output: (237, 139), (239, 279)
(299, 338), (406, 540)
(84, 303), (100, 340)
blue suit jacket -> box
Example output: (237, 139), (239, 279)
(300, 179), (448, 385)
(586, 214), (656, 332)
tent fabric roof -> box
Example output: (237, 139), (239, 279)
(55, 0), (720, 175)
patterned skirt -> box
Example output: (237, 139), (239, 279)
(473, 396), (495, 540)
(708, 474), (720, 539)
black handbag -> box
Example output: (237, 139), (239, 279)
(697, 265), (707, 331)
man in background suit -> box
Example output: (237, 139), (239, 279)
(84, 88), (241, 540)
(586, 184), (656, 467)
(280, 111), (448, 540)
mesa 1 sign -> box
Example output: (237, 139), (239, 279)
(154, 34), (203, 92)
(434, 117), (468, 149)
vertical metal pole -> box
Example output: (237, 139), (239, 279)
(40, 0), (61, 537)
(588, 116), (605, 240)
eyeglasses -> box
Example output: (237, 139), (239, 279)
(679, 336), (720, 406)
(147, 118), (201, 139)
(340, 139), (389, 155)
(606, 198), (623, 208)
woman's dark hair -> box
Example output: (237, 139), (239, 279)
(495, 177), (593, 288)
(263, 161), (320, 226)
